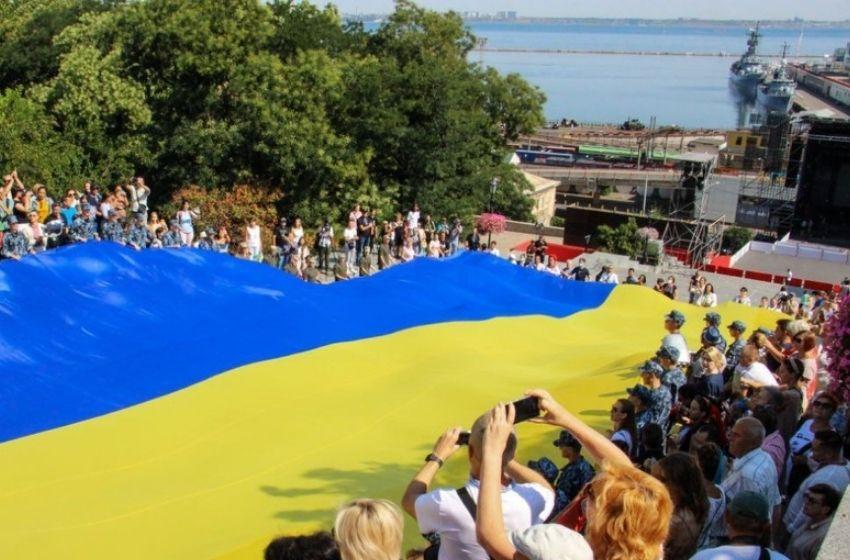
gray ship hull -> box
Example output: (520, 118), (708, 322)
(730, 72), (761, 99)
(756, 88), (793, 113)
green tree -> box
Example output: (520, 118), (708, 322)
(0, 0), (114, 88)
(0, 89), (82, 193)
(594, 218), (640, 255)
(722, 226), (753, 253)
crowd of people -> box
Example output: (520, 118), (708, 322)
(264, 301), (849, 560)
(4, 172), (849, 313)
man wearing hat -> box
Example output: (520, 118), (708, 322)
(627, 384), (655, 431)
(656, 345), (687, 403)
(636, 360), (672, 429)
(127, 215), (152, 250)
(703, 312), (728, 353)
(100, 211), (126, 245)
(162, 220), (184, 248)
(551, 430), (595, 513)
(692, 491), (789, 559)
(734, 286), (752, 306)
(1, 216), (31, 260)
(70, 204), (98, 242)
(725, 320), (747, 376)
(662, 310), (691, 366)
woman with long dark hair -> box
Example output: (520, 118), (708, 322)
(652, 452), (710, 560)
(609, 398), (638, 459)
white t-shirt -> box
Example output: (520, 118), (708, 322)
(246, 225), (261, 249)
(662, 333), (692, 365)
(415, 479), (554, 560)
(690, 545), (789, 559)
(739, 362), (778, 388)
(343, 227), (357, 244)
(407, 210), (420, 229)
(545, 265), (560, 276)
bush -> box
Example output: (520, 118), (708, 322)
(594, 218), (640, 255)
(550, 215), (565, 227)
(825, 293), (850, 403)
(167, 185), (283, 255)
(723, 226), (753, 253)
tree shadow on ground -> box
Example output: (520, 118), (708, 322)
(260, 460), (420, 522)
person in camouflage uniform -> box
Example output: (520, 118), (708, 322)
(161, 220), (184, 248)
(638, 360), (672, 429)
(656, 345), (687, 403)
(1, 216), (31, 260)
(196, 229), (215, 250)
(725, 320), (747, 382)
(702, 312), (727, 353)
(550, 431), (596, 514)
(100, 212), (126, 244)
(127, 217), (151, 249)
(70, 205), (98, 242)
(628, 384), (656, 432)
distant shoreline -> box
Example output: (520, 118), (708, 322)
(346, 15), (850, 30)
(477, 48), (823, 58)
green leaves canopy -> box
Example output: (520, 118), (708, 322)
(0, 0), (545, 223)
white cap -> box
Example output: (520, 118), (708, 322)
(509, 524), (593, 560)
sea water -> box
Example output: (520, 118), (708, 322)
(366, 21), (850, 128)
(465, 22), (850, 128)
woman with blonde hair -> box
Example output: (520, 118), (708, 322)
(476, 390), (672, 560)
(696, 346), (725, 400)
(334, 499), (403, 560)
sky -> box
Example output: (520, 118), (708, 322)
(329, 0), (850, 20)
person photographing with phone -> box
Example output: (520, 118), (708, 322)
(476, 390), (673, 560)
(401, 397), (555, 560)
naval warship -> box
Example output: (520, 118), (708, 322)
(729, 24), (766, 99)
(756, 45), (796, 114)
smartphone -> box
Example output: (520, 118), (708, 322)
(511, 396), (541, 424)
(457, 432), (470, 446)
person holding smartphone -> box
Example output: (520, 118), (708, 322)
(401, 399), (554, 560)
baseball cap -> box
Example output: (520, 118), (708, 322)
(728, 320), (747, 333)
(727, 491), (769, 522)
(553, 430), (581, 449)
(627, 384), (654, 404)
(665, 310), (686, 327)
(6, 215), (18, 225)
(656, 345), (681, 362)
(509, 524), (593, 560)
(702, 327), (722, 346)
(639, 360), (664, 377)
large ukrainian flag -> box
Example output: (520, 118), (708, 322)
(0, 245), (777, 559)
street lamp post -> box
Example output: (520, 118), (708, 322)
(488, 177), (500, 247)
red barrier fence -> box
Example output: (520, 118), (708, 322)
(512, 241), (587, 262)
(704, 255), (841, 293)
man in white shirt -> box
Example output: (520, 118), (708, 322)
(722, 418), (782, 522)
(597, 265), (619, 284)
(401, 413), (554, 560)
(785, 483), (841, 560)
(661, 310), (691, 367)
(735, 345), (778, 392)
(782, 430), (850, 536)
(734, 286), (752, 306)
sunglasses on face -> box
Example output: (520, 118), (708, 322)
(812, 401), (832, 409)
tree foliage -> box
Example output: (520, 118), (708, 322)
(594, 218), (641, 255)
(0, 0), (545, 223)
(722, 226), (753, 253)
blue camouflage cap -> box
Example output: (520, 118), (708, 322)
(553, 430), (581, 449)
(756, 327), (774, 337)
(639, 360), (664, 377)
(656, 344), (681, 362)
(627, 384), (654, 404)
(665, 310), (686, 327)
(727, 320), (747, 333)
(704, 312), (722, 326)
(527, 457), (559, 484)
(6, 215), (18, 225)
(702, 326), (722, 346)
